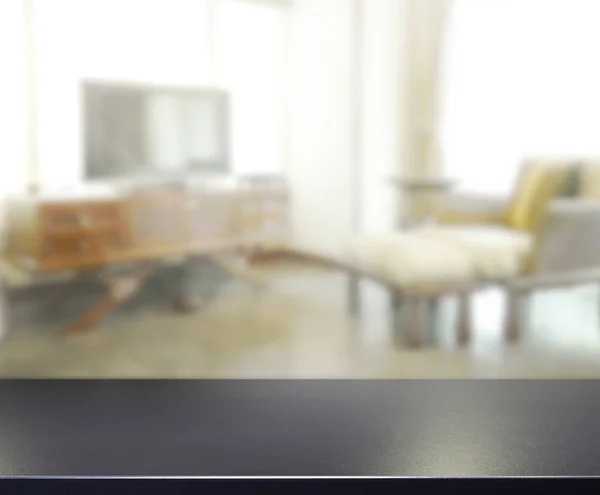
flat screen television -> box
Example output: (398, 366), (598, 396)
(83, 80), (230, 180)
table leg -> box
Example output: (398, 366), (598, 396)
(64, 296), (119, 335)
(505, 289), (528, 343)
(348, 274), (360, 316)
(425, 296), (442, 345)
(402, 295), (424, 349)
(390, 291), (404, 346)
(598, 285), (600, 331)
(457, 293), (472, 346)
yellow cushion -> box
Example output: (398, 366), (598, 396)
(505, 161), (569, 232)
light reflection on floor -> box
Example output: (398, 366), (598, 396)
(0, 268), (599, 378)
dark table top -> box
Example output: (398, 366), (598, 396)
(0, 380), (598, 477)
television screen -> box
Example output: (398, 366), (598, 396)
(83, 81), (230, 180)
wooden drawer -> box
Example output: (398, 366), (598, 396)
(38, 200), (130, 267)
(40, 201), (125, 231)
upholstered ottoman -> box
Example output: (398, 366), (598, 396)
(346, 226), (533, 348)
(410, 224), (534, 343)
(410, 225), (532, 280)
(346, 233), (478, 347)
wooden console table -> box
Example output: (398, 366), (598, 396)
(5, 186), (291, 334)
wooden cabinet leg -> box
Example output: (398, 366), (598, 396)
(457, 293), (472, 346)
(64, 265), (155, 334)
(65, 297), (118, 335)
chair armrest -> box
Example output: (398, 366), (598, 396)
(535, 199), (600, 274)
(434, 192), (508, 225)
(510, 267), (600, 292)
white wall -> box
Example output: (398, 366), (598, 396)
(287, 0), (356, 256)
(359, 0), (408, 234)
(0, 0), (28, 197)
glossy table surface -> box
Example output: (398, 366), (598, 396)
(0, 380), (598, 477)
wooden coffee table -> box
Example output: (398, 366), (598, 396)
(5, 187), (288, 334)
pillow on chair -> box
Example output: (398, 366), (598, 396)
(504, 160), (572, 233)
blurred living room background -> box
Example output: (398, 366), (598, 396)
(2, 0), (600, 377)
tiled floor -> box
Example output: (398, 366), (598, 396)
(1, 265), (600, 378)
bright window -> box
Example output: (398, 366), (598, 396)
(441, 0), (600, 194)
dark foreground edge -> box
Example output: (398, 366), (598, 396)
(1, 380), (600, 477)
(1, 478), (599, 494)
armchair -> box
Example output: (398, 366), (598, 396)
(432, 191), (600, 276)
(396, 159), (600, 343)
(427, 159), (586, 276)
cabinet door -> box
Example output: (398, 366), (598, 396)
(39, 201), (129, 270)
(186, 192), (237, 242)
(129, 192), (187, 249)
(238, 189), (290, 244)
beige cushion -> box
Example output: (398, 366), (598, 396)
(347, 234), (408, 273)
(505, 159), (571, 232)
(347, 233), (477, 286)
(411, 225), (533, 279)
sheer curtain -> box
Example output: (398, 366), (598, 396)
(214, 0), (286, 176)
(0, 0), (28, 198)
(440, 0), (600, 195)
